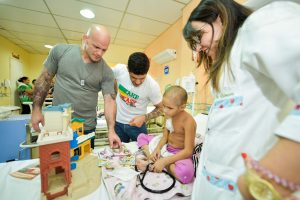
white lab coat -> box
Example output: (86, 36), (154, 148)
(192, 1), (300, 199)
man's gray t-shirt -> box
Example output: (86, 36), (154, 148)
(44, 44), (115, 130)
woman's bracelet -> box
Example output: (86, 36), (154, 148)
(250, 158), (300, 191)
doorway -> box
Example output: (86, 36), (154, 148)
(10, 57), (24, 106)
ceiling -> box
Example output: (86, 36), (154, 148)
(0, 0), (192, 64)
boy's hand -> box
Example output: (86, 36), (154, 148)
(150, 148), (161, 162)
(152, 158), (166, 173)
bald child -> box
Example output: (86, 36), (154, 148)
(137, 85), (196, 184)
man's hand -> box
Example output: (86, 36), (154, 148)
(31, 108), (44, 132)
(108, 129), (122, 149)
(31, 68), (55, 132)
(129, 115), (146, 127)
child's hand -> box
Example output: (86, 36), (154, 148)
(150, 148), (161, 162)
(152, 158), (166, 173)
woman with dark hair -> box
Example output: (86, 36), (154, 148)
(17, 76), (33, 114)
(183, 0), (300, 199)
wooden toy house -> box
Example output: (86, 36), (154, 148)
(38, 103), (73, 199)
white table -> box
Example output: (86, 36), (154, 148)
(0, 159), (41, 200)
(0, 156), (108, 200)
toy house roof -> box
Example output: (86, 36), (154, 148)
(71, 118), (85, 123)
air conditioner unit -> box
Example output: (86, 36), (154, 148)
(152, 49), (176, 64)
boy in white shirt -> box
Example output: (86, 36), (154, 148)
(113, 52), (163, 142)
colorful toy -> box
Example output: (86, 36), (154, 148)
(37, 104), (95, 199)
(97, 146), (134, 169)
(71, 118), (85, 136)
(69, 118), (95, 169)
(37, 103), (73, 200)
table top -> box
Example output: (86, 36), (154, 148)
(0, 154), (102, 200)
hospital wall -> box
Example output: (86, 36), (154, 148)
(102, 44), (144, 67)
(0, 35), (30, 105)
(27, 54), (48, 81)
(145, 0), (213, 106)
(0, 0), (214, 107)
(0, 35), (145, 107)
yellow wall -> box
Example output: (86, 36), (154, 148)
(3, 0), (239, 107)
(0, 35), (30, 105)
(103, 44), (144, 67)
(0, 36), (49, 106)
(27, 54), (48, 80)
(145, 0), (213, 107)
(0, 35), (144, 106)
(145, 18), (182, 92)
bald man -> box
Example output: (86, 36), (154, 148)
(32, 24), (122, 148)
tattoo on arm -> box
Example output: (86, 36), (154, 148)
(33, 69), (55, 109)
(144, 106), (163, 122)
(110, 93), (116, 100)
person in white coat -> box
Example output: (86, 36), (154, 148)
(183, 0), (300, 199)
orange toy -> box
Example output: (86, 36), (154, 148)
(39, 141), (71, 200)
